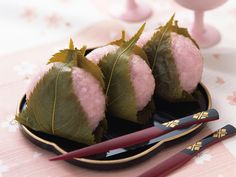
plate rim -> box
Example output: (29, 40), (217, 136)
(18, 82), (212, 165)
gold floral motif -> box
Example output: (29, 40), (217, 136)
(213, 128), (227, 138)
(163, 120), (179, 128)
(193, 111), (209, 120)
(186, 141), (202, 151)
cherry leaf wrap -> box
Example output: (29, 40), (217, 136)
(77, 51), (105, 89)
(16, 63), (100, 145)
(98, 24), (149, 123)
(106, 29), (155, 123)
(48, 39), (77, 66)
(48, 40), (105, 89)
(16, 40), (107, 145)
(110, 31), (150, 66)
(143, 15), (200, 102)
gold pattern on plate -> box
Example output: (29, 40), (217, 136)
(213, 128), (227, 138)
(186, 141), (202, 151)
(163, 120), (180, 128)
(193, 111), (209, 120)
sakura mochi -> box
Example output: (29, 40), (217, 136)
(138, 16), (203, 102)
(87, 25), (155, 123)
(16, 42), (106, 145)
(86, 45), (155, 111)
(26, 63), (105, 131)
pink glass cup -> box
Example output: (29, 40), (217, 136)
(175, 0), (228, 48)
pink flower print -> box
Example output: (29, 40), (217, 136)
(32, 151), (42, 159)
(194, 150), (212, 165)
(213, 53), (220, 60)
(0, 160), (9, 176)
(0, 115), (19, 133)
(21, 7), (37, 22)
(216, 77), (225, 85)
(13, 61), (37, 80)
(45, 14), (63, 27)
(227, 91), (236, 105)
(230, 8), (236, 17)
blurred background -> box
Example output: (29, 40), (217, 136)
(0, 0), (235, 55)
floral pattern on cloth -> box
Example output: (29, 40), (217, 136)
(13, 61), (37, 80)
(0, 160), (9, 177)
(194, 150), (212, 165)
(0, 115), (18, 133)
(21, 7), (37, 22)
(227, 91), (236, 106)
(216, 77), (225, 85)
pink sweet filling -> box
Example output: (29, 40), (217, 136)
(171, 32), (203, 93)
(129, 55), (155, 110)
(26, 63), (53, 100)
(72, 67), (105, 130)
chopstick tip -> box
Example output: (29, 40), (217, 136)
(49, 156), (63, 161)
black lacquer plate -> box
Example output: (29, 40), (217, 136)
(18, 83), (211, 170)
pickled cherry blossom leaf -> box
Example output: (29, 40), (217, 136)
(109, 30), (126, 46)
(137, 100), (156, 124)
(16, 63), (100, 145)
(132, 45), (150, 66)
(143, 15), (194, 102)
(69, 38), (75, 50)
(99, 24), (146, 123)
(99, 51), (136, 121)
(110, 30), (150, 65)
(170, 20), (199, 48)
(48, 40), (105, 89)
(77, 52), (105, 89)
(48, 49), (78, 66)
(94, 119), (107, 142)
(80, 45), (87, 56)
(48, 39), (78, 66)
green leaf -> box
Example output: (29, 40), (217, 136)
(99, 24), (147, 123)
(48, 40), (104, 89)
(69, 38), (75, 50)
(48, 49), (77, 66)
(94, 119), (107, 142)
(77, 52), (105, 89)
(109, 28), (150, 66)
(137, 99), (156, 124)
(170, 20), (199, 49)
(132, 45), (150, 66)
(109, 30), (126, 46)
(143, 14), (195, 102)
(151, 14), (175, 71)
(48, 39), (78, 66)
(80, 45), (87, 56)
(105, 23), (145, 96)
(16, 63), (104, 145)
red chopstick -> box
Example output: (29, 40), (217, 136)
(138, 124), (236, 177)
(50, 109), (218, 161)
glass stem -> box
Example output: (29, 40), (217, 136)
(126, 0), (137, 10)
(192, 10), (205, 35)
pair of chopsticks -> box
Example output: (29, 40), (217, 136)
(50, 109), (219, 161)
(138, 124), (236, 177)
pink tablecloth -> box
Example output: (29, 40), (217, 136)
(1, 0), (236, 177)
